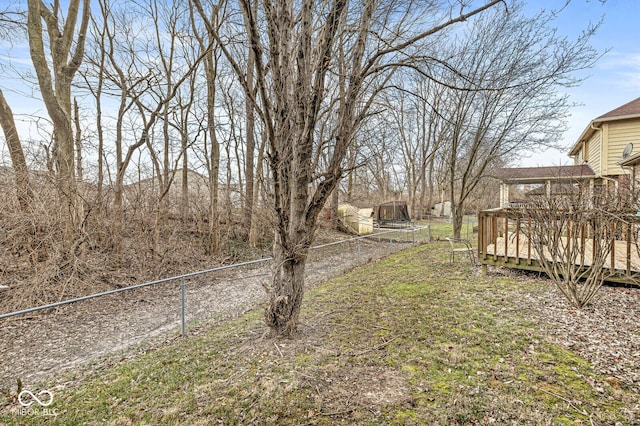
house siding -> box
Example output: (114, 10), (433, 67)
(587, 130), (602, 176)
(605, 118), (640, 176)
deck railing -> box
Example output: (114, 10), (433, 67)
(477, 208), (640, 285)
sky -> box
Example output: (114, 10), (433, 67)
(518, 0), (640, 167)
(1, 0), (639, 170)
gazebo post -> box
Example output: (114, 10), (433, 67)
(499, 183), (510, 208)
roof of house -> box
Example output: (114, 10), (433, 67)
(596, 96), (640, 120)
(570, 96), (640, 155)
(493, 164), (595, 184)
(619, 150), (640, 167)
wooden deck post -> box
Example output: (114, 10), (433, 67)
(504, 214), (509, 264)
(478, 212), (485, 261)
(527, 217), (532, 266)
(492, 215), (498, 262)
(626, 223), (632, 276)
(515, 217), (521, 265)
(610, 222), (616, 273)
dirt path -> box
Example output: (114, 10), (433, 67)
(0, 237), (413, 389)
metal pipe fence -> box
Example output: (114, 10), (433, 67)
(0, 226), (430, 334)
(0, 225), (438, 387)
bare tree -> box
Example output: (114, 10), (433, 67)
(141, 0), (202, 259)
(26, 0), (91, 248)
(193, 0), (505, 336)
(0, 89), (33, 211)
(240, 0), (259, 245)
(384, 76), (445, 219)
(0, 3), (24, 40)
(82, 0), (207, 254)
(189, 0), (227, 254)
(83, 0), (157, 250)
(0, 5), (32, 212)
(432, 2), (600, 238)
(361, 120), (397, 200)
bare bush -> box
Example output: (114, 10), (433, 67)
(516, 181), (637, 309)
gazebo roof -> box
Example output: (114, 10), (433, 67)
(493, 164), (595, 184)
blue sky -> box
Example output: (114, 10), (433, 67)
(1, 1), (638, 170)
(519, 0), (640, 167)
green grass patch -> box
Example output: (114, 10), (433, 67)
(414, 217), (476, 241)
(1, 244), (636, 424)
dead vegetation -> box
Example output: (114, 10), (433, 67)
(0, 232), (410, 391)
(0, 176), (274, 313)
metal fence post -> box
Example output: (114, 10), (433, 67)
(357, 239), (361, 265)
(181, 276), (186, 337)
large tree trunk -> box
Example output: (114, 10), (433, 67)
(0, 89), (33, 211)
(264, 238), (309, 336)
(27, 0), (90, 250)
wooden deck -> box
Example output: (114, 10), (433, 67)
(487, 235), (640, 272)
(478, 209), (640, 286)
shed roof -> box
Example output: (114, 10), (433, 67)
(493, 164), (595, 184)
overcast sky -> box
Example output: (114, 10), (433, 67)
(519, 0), (640, 167)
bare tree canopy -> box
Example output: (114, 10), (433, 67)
(424, 1), (600, 237)
(0, 4), (24, 41)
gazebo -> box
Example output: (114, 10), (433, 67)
(493, 164), (596, 208)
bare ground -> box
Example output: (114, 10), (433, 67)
(0, 236), (412, 390)
(490, 267), (640, 396)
